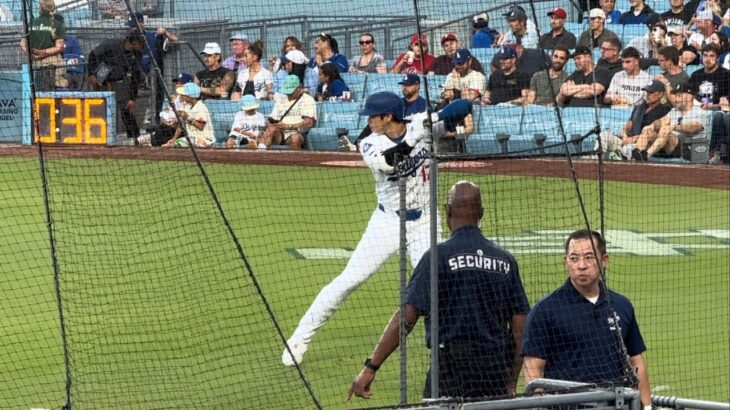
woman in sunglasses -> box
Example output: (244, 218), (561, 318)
(349, 33), (387, 74)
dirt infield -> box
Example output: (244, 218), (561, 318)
(1, 145), (728, 190)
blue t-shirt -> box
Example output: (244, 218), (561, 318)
(472, 27), (496, 48)
(404, 96), (428, 119)
(308, 53), (349, 73)
(317, 78), (349, 99)
(605, 10), (623, 24)
(140, 30), (160, 74)
(521, 279), (646, 384)
(407, 225), (530, 350)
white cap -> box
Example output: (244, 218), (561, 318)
(473, 12), (488, 22)
(200, 42), (222, 55)
(696, 10), (712, 20)
(589, 8), (606, 19)
(282, 49), (309, 65)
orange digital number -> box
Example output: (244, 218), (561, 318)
(84, 98), (107, 144)
(61, 98), (82, 143)
(34, 98), (56, 143)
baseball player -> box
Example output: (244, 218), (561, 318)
(282, 91), (472, 366)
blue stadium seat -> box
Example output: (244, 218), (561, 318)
(469, 48), (499, 71)
(557, 107), (597, 154)
(258, 100), (275, 117)
(205, 100), (241, 143)
(466, 105), (523, 155)
(564, 22), (585, 38)
(306, 127), (340, 151)
(316, 101), (361, 132)
(421, 75), (446, 103)
(365, 73), (404, 96)
(564, 58), (576, 74)
(621, 25), (648, 46)
(646, 65), (662, 77)
(686, 65), (703, 75)
(599, 107), (632, 136)
(341, 73), (368, 101)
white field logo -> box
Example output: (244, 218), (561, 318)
(290, 229), (730, 259)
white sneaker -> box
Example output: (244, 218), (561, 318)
(281, 338), (309, 366)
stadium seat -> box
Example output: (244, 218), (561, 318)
(564, 58), (576, 74)
(306, 127), (341, 151)
(258, 100), (275, 117)
(205, 100), (242, 144)
(599, 107), (632, 136)
(341, 73), (368, 101)
(466, 105), (523, 155)
(685, 65), (703, 75)
(621, 25), (647, 47)
(521, 105), (561, 153)
(421, 75), (446, 103)
(557, 107), (597, 154)
(469, 48), (499, 71)
(316, 101), (361, 132)
(564, 22), (585, 38)
(646, 65), (662, 77)
(365, 73), (404, 96)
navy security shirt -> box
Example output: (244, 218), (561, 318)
(407, 225), (530, 350)
(521, 279), (646, 384)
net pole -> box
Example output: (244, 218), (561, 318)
(398, 156), (408, 406)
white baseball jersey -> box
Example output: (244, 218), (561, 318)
(359, 113), (431, 212)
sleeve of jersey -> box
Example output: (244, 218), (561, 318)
(405, 250), (432, 314)
(360, 136), (396, 173)
(519, 301), (551, 358)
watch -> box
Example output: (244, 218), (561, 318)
(364, 358), (380, 372)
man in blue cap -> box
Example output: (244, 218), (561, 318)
(398, 74), (428, 118)
(483, 47), (530, 105)
(443, 49), (487, 103)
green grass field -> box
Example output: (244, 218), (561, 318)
(0, 157), (727, 409)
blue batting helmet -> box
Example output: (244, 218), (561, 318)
(359, 91), (404, 121)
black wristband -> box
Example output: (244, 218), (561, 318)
(364, 358), (380, 372)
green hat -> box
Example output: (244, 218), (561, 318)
(281, 75), (301, 95)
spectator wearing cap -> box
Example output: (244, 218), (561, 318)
(629, 82), (706, 161)
(194, 42), (235, 100)
(258, 75), (316, 150)
(231, 41), (274, 101)
(433, 87), (474, 154)
(600, 0), (623, 24)
(429, 32), (484, 75)
(496, 6), (539, 48)
(225, 94), (266, 149)
(558, 46), (613, 107)
(597, 79), (671, 158)
(391, 33), (436, 74)
(222, 33), (250, 75)
(665, 25), (700, 66)
(164, 82), (215, 148)
(578, 9), (620, 48)
(349, 33), (387, 74)
(628, 20), (668, 59)
(661, 0), (694, 27)
(274, 49), (309, 94)
(87, 30), (145, 144)
(269, 36), (302, 73)
(399, 74), (428, 118)
(596, 37), (624, 78)
(620, 0), (658, 24)
(442, 49), (487, 103)
(471, 12), (500, 48)
(316, 62), (350, 102)
(489, 45), (551, 78)
(688, 43), (730, 108)
(655, 46), (690, 93)
(527, 46), (570, 106)
(689, 11), (718, 51)
(540, 8), (577, 49)
(309, 32), (349, 73)
(173, 72), (193, 87)
(605, 47), (653, 105)
(482, 47), (530, 105)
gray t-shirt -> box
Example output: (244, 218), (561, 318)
(662, 70), (689, 91)
(530, 70), (569, 105)
(668, 106), (707, 138)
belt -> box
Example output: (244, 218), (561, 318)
(378, 203), (422, 221)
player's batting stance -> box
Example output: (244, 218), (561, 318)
(282, 91), (473, 366)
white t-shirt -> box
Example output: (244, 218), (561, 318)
(236, 67), (274, 100)
(184, 100), (215, 147)
(359, 112), (431, 211)
(501, 20), (539, 48)
(443, 70), (487, 95)
(270, 92), (317, 137)
(607, 70), (652, 105)
(229, 111), (266, 139)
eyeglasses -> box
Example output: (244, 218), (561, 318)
(359, 40), (373, 45)
(600, 46), (617, 52)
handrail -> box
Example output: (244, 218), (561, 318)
(652, 395), (730, 410)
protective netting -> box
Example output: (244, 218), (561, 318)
(0, 0), (728, 408)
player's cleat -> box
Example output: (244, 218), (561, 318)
(281, 339), (309, 366)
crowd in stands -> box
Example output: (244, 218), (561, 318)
(24, 0), (730, 162)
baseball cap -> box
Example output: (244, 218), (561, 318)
(441, 32), (458, 44)
(398, 74), (420, 85)
(642, 80), (665, 93)
(359, 91), (404, 121)
(452, 48), (472, 64)
(173, 72), (193, 84)
(711, 13), (722, 26)
(127, 11), (143, 27)
(548, 7), (567, 19)
(178, 83), (201, 98)
(280, 49), (309, 65)
(499, 47), (518, 59)
(280, 74), (301, 95)
(472, 12), (488, 23)
(666, 25), (683, 35)
(696, 10), (712, 20)
(410, 33), (428, 45)
(506, 9), (527, 21)
(571, 46), (592, 58)
(671, 82), (695, 95)
(229, 32), (249, 42)
(200, 42), (222, 55)
(241, 94), (259, 110)
(589, 8), (606, 19)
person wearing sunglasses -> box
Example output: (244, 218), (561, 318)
(349, 33), (387, 74)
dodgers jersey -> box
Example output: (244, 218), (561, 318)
(359, 113), (431, 212)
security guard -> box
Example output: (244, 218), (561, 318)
(21, 0), (68, 90)
(348, 180), (530, 401)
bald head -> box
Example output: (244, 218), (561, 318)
(446, 181), (484, 229)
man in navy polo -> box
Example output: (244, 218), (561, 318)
(521, 230), (652, 408)
(349, 181), (530, 400)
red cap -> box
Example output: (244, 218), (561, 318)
(410, 33), (428, 44)
(547, 7), (567, 19)
(441, 32), (458, 44)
